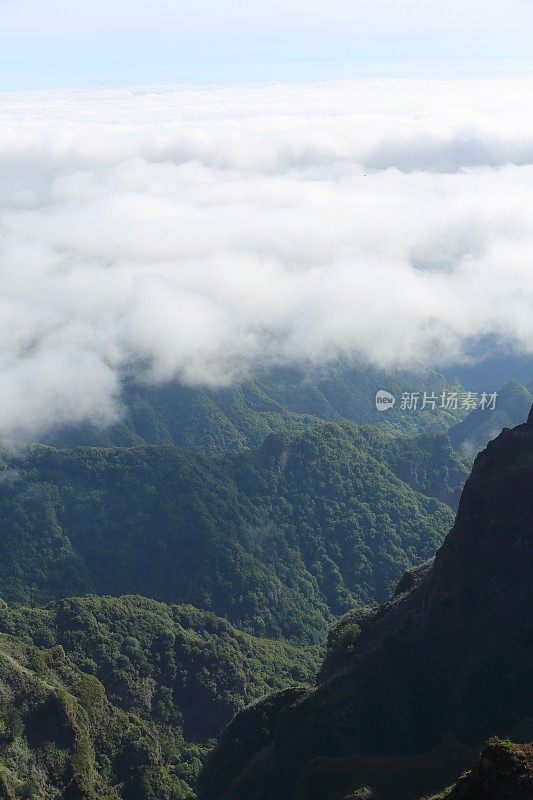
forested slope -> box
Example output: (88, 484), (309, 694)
(0, 423), (462, 643)
(198, 413), (533, 800)
(45, 364), (464, 455)
(0, 595), (320, 798)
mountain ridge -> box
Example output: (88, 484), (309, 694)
(41, 364), (465, 455)
(198, 409), (533, 800)
(0, 423), (462, 643)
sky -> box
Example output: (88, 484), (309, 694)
(0, 0), (533, 88)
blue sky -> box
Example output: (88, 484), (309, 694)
(1, 0), (533, 88)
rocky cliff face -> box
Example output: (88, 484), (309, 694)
(198, 413), (533, 800)
(428, 739), (533, 799)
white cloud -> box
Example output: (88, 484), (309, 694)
(1, 79), (533, 441)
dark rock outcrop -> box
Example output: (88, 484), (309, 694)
(427, 738), (533, 799)
(199, 412), (533, 800)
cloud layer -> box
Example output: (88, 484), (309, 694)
(1, 79), (533, 441)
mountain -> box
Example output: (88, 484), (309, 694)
(0, 595), (321, 798)
(42, 363), (464, 455)
(198, 409), (533, 800)
(449, 379), (533, 459)
(442, 351), (533, 393)
(427, 738), (533, 800)
(0, 630), (183, 800)
(0, 423), (463, 644)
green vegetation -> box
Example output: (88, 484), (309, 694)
(198, 414), (533, 800)
(0, 595), (321, 740)
(45, 364), (465, 455)
(0, 423), (461, 643)
(0, 630), (186, 799)
(0, 595), (321, 798)
(0, 377), (473, 799)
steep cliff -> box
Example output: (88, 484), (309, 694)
(199, 412), (533, 800)
(428, 738), (533, 799)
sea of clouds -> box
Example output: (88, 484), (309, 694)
(1, 79), (533, 441)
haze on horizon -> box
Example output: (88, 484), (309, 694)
(0, 0), (532, 87)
